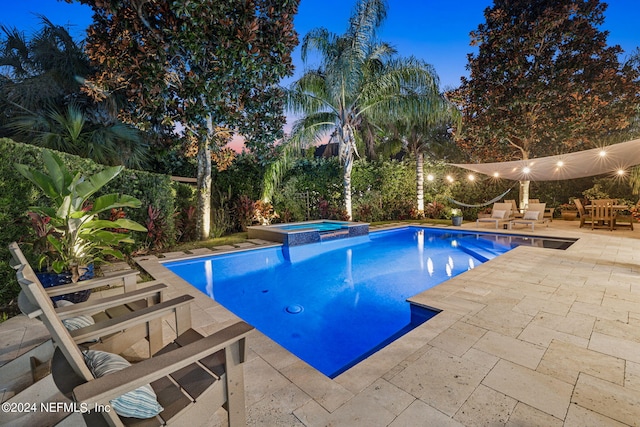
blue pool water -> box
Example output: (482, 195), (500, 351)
(165, 227), (574, 377)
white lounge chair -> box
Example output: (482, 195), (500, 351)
(509, 203), (549, 231)
(476, 202), (513, 229)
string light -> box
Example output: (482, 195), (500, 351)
(468, 174), (475, 181)
(427, 174), (434, 181)
(617, 169), (625, 175)
(493, 172), (500, 178)
(556, 161), (564, 167)
(522, 167), (531, 174)
(599, 150), (607, 157)
(446, 175), (454, 183)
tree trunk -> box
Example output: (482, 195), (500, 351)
(343, 159), (353, 220)
(416, 151), (424, 215)
(519, 180), (530, 211)
(340, 127), (356, 220)
(196, 142), (212, 240)
(519, 150), (530, 211)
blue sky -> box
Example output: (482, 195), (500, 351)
(2, 0), (639, 90)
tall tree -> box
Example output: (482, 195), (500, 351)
(0, 17), (91, 120)
(451, 0), (640, 207)
(387, 114), (459, 215)
(0, 17), (147, 167)
(285, 0), (441, 219)
(77, 0), (298, 239)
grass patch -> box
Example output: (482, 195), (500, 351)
(168, 232), (249, 252)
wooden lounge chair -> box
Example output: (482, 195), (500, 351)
(9, 242), (167, 355)
(574, 199), (593, 228)
(591, 200), (616, 231)
(13, 260), (254, 426)
(509, 203), (549, 231)
(476, 202), (513, 229)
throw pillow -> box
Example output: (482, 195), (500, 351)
(491, 209), (506, 219)
(55, 300), (95, 331)
(83, 350), (164, 419)
(523, 210), (540, 220)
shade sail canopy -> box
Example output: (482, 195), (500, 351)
(450, 138), (640, 181)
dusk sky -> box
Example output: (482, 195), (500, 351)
(2, 0), (639, 90)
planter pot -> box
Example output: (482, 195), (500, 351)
(561, 211), (578, 221)
(452, 216), (463, 226)
(36, 264), (94, 304)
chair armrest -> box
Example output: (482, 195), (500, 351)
(69, 295), (194, 343)
(45, 270), (140, 297)
(73, 322), (255, 407)
(55, 282), (167, 319)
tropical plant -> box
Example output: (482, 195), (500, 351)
(234, 195), (256, 231)
(7, 103), (148, 169)
(280, 0), (442, 219)
(15, 151), (147, 282)
(144, 205), (169, 250)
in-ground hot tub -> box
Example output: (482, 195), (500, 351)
(248, 220), (369, 246)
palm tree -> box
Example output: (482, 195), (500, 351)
(283, 0), (442, 219)
(7, 104), (148, 169)
(386, 105), (460, 215)
(0, 17), (148, 168)
(0, 17), (91, 121)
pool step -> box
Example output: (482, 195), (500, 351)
(457, 239), (504, 262)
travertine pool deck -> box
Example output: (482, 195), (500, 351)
(3, 221), (640, 426)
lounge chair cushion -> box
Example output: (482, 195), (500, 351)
(56, 300), (95, 331)
(491, 209), (507, 219)
(523, 211), (540, 220)
(83, 350), (164, 419)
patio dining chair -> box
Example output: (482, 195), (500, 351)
(574, 199), (593, 228)
(591, 200), (616, 231)
(13, 261), (254, 426)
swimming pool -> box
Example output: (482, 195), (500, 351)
(165, 227), (575, 377)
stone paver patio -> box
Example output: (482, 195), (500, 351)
(3, 219), (640, 426)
